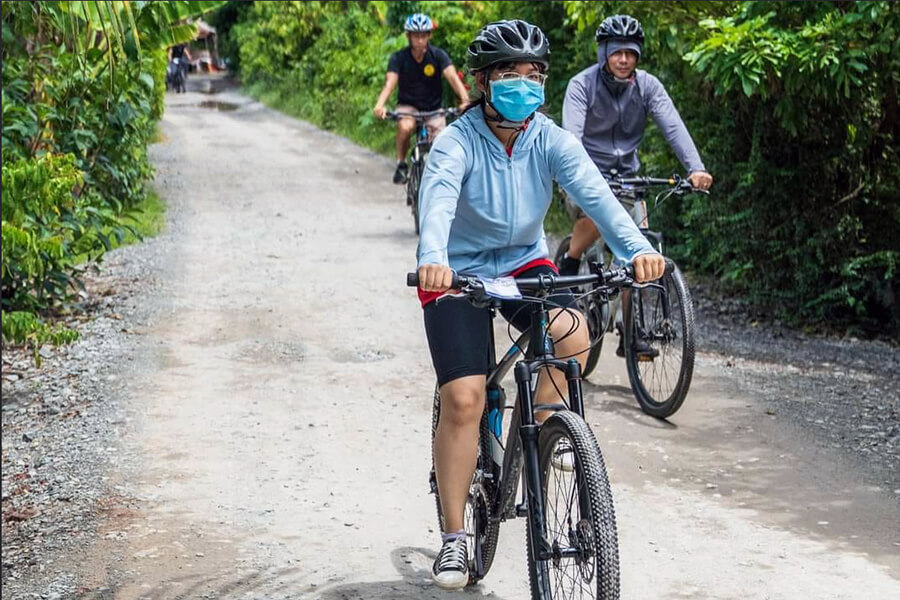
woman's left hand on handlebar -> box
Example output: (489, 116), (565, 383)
(632, 253), (666, 283)
(688, 171), (713, 191)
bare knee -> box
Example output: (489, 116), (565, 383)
(570, 218), (600, 256)
(439, 378), (485, 428)
(550, 309), (590, 361)
(397, 120), (414, 136)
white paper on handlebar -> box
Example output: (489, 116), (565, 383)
(482, 277), (522, 300)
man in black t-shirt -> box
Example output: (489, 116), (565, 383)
(373, 14), (469, 184)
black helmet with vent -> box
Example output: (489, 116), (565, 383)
(467, 20), (550, 72)
(595, 14), (644, 46)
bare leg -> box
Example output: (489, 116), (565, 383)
(568, 217), (601, 260)
(433, 375), (486, 532)
(396, 119), (414, 162)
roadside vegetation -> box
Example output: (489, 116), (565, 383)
(1, 1), (223, 358)
(213, 0), (899, 338)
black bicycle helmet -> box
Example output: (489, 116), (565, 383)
(467, 20), (550, 72)
(595, 14), (644, 46)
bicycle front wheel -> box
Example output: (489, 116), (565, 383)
(623, 265), (696, 418)
(527, 411), (620, 600)
(431, 387), (500, 583)
(408, 158), (424, 235)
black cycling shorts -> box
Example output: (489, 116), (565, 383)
(423, 265), (579, 387)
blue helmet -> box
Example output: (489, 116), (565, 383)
(404, 13), (433, 33)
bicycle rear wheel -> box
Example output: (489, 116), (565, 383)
(554, 236), (608, 378)
(623, 264), (695, 418)
(431, 387), (500, 583)
(527, 411), (620, 599)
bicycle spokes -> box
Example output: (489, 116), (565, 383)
(625, 269), (695, 418)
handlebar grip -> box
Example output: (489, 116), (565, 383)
(664, 258), (676, 277)
(406, 272), (462, 288)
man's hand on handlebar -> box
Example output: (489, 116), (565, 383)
(632, 253), (666, 283)
(373, 106), (387, 120)
(688, 171), (713, 191)
(418, 264), (454, 292)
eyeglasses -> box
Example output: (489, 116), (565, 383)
(494, 71), (547, 85)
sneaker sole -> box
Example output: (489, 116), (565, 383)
(432, 572), (469, 590)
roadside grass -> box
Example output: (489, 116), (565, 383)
(72, 189), (166, 266)
(120, 188), (166, 245)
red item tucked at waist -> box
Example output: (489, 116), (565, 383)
(416, 258), (557, 307)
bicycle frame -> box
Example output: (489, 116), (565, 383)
(479, 299), (587, 566)
(409, 120), (431, 165)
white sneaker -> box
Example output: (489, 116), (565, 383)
(432, 536), (469, 590)
(551, 438), (576, 472)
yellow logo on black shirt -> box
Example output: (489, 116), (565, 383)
(423, 63), (436, 77)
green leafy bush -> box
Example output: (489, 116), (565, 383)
(1, 311), (79, 367)
(1, 153), (128, 312)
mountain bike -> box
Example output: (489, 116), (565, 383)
(554, 175), (703, 418)
(387, 108), (458, 235)
(409, 262), (672, 598)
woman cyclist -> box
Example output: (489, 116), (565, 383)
(415, 20), (664, 589)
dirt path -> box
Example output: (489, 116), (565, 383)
(39, 81), (900, 598)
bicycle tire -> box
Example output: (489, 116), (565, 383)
(623, 264), (695, 418)
(554, 236), (607, 378)
(430, 386), (501, 583)
(408, 159), (423, 235)
(526, 411), (620, 599)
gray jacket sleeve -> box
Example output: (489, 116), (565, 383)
(549, 128), (656, 263)
(562, 75), (589, 141)
(641, 73), (706, 174)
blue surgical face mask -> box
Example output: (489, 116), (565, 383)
(488, 78), (545, 122)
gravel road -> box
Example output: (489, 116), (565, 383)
(2, 76), (898, 599)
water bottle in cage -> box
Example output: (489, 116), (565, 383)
(486, 386), (506, 470)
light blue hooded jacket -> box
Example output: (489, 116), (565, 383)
(416, 105), (655, 277)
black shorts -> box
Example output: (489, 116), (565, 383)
(423, 265), (579, 387)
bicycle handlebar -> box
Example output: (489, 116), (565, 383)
(386, 107), (459, 121)
(406, 259), (675, 291)
(607, 174), (704, 195)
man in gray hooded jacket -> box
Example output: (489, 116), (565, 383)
(558, 14), (713, 276)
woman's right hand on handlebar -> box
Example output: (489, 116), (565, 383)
(373, 106), (387, 120)
(418, 264), (454, 292)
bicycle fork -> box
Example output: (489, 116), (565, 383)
(516, 361), (551, 559)
(515, 357), (585, 561)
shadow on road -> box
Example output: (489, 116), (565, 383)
(311, 546), (509, 600)
(583, 380), (679, 431)
(584, 368), (900, 572)
(96, 547), (508, 600)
